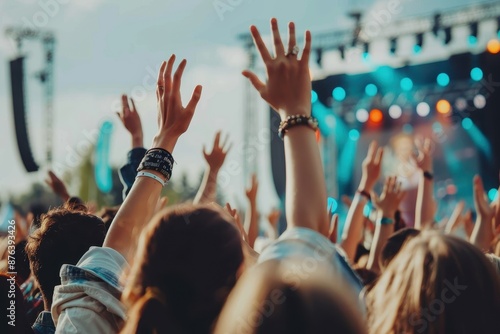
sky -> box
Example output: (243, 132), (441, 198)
(0, 0), (493, 212)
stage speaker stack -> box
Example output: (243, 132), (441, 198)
(10, 57), (39, 172)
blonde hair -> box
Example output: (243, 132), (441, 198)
(367, 231), (500, 334)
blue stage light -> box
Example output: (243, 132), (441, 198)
(332, 87), (346, 101)
(400, 77), (413, 91)
(437, 73), (450, 87)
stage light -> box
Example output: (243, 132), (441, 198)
(487, 39), (500, 54)
(311, 90), (318, 104)
(436, 99), (451, 114)
(414, 33), (423, 53)
(400, 77), (413, 91)
(416, 102), (430, 117)
(462, 117), (473, 130)
(349, 129), (360, 141)
(390, 37), (397, 54)
(473, 94), (486, 109)
(365, 84), (378, 97)
(470, 67), (483, 81)
(437, 73), (450, 87)
(489, 188), (499, 201)
(369, 109), (383, 123)
(468, 22), (478, 45)
(402, 124), (413, 134)
(388, 105), (402, 119)
(455, 98), (467, 111)
(332, 87), (346, 101)
(356, 108), (369, 123)
(444, 27), (452, 45)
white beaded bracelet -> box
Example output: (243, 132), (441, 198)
(136, 171), (166, 187)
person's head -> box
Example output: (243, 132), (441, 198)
(380, 228), (420, 270)
(367, 231), (500, 334)
(122, 204), (244, 334)
(25, 202), (106, 309)
(0, 274), (34, 333)
(214, 260), (367, 334)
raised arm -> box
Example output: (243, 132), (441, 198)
(414, 138), (436, 230)
(117, 95), (144, 148)
(45, 170), (71, 202)
(243, 19), (328, 235)
(341, 141), (383, 261)
(193, 131), (230, 204)
(103, 55), (202, 263)
(470, 175), (497, 252)
(244, 174), (259, 247)
(367, 176), (405, 273)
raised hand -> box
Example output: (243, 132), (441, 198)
(372, 176), (406, 219)
(359, 141), (384, 192)
(117, 95), (143, 148)
(45, 170), (70, 202)
(470, 175), (498, 252)
(224, 203), (248, 243)
(203, 131), (231, 171)
(473, 175), (495, 221)
(153, 55), (202, 152)
(267, 209), (281, 228)
(242, 19), (312, 118)
(413, 137), (433, 172)
(245, 174), (259, 203)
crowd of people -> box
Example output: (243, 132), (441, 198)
(1, 19), (499, 334)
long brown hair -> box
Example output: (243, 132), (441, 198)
(367, 231), (500, 334)
(121, 204), (244, 334)
(215, 260), (367, 334)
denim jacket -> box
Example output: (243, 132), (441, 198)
(51, 247), (129, 333)
(32, 311), (55, 334)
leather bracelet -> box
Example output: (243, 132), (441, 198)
(423, 170), (434, 180)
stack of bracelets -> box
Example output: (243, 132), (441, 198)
(136, 148), (174, 187)
(278, 114), (319, 139)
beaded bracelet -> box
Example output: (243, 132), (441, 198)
(278, 115), (318, 139)
(137, 148), (174, 181)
